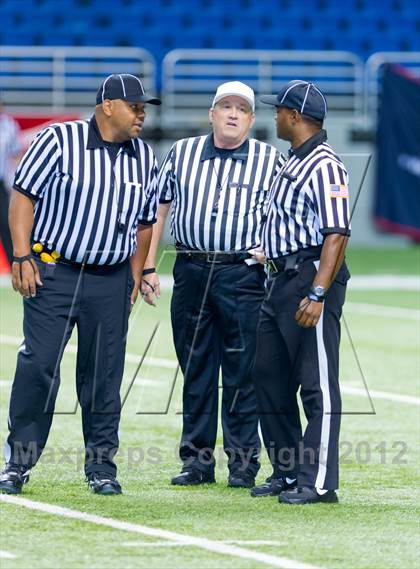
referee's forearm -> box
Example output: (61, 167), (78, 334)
(144, 202), (171, 269)
(9, 190), (35, 257)
(130, 225), (153, 280)
(313, 234), (349, 290)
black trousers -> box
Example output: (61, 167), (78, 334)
(171, 256), (265, 476)
(5, 259), (133, 476)
(253, 259), (349, 490)
(0, 179), (13, 265)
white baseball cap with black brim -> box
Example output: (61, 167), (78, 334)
(96, 74), (161, 105)
(260, 80), (327, 120)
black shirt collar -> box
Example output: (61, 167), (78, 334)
(288, 129), (327, 160)
(87, 115), (137, 158)
(200, 133), (249, 161)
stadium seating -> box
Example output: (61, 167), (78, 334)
(0, 0), (418, 63)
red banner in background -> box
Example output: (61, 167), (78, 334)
(0, 113), (82, 273)
(13, 113), (82, 149)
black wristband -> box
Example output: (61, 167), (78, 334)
(13, 255), (33, 264)
(142, 267), (156, 276)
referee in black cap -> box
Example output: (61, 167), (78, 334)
(251, 80), (351, 504)
(0, 74), (161, 495)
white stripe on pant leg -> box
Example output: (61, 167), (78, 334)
(314, 308), (331, 489)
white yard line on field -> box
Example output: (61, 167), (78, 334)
(344, 302), (420, 320)
(122, 539), (285, 547)
(1, 335), (418, 406)
(347, 275), (420, 291)
(1, 374), (418, 406)
(1, 274), (419, 291)
(133, 378), (166, 386)
(0, 495), (321, 569)
(341, 386), (419, 406)
(0, 551), (17, 559)
(0, 335), (178, 370)
(158, 274), (420, 291)
(0, 377), (164, 388)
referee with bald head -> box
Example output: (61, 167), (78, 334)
(252, 80), (351, 504)
(0, 74), (160, 496)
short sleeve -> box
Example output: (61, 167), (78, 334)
(158, 145), (176, 203)
(138, 157), (158, 225)
(13, 127), (61, 200)
(310, 159), (351, 236)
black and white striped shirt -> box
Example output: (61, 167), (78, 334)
(159, 134), (280, 252)
(14, 117), (158, 265)
(263, 130), (351, 259)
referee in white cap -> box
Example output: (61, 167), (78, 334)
(0, 74), (160, 496)
(143, 81), (281, 488)
(251, 80), (351, 504)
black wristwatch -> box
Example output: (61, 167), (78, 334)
(308, 285), (326, 302)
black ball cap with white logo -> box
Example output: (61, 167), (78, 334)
(96, 74), (161, 105)
(260, 80), (327, 120)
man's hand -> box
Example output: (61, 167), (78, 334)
(130, 276), (141, 310)
(12, 258), (43, 298)
(141, 271), (160, 306)
(295, 297), (323, 328)
(251, 246), (266, 265)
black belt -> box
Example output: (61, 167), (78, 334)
(59, 258), (101, 270)
(267, 246), (323, 275)
(176, 246), (251, 264)
(32, 251), (123, 272)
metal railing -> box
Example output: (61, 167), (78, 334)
(364, 51), (420, 117)
(0, 46), (158, 116)
(161, 49), (364, 128)
(1, 46), (419, 131)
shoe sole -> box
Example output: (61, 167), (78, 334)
(280, 495), (339, 505)
(92, 487), (122, 495)
(251, 483), (297, 497)
(171, 479), (215, 486)
(228, 481), (255, 489)
(0, 483), (22, 494)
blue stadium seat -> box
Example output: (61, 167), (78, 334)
(0, 0), (419, 72)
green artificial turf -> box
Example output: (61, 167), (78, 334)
(155, 244), (420, 276)
(0, 247), (419, 569)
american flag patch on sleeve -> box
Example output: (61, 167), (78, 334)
(330, 184), (349, 198)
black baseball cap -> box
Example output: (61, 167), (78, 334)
(96, 74), (161, 105)
(260, 80), (327, 120)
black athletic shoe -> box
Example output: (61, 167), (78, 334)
(250, 476), (297, 497)
(171, 469), (215, 486)
(0, 463), (31, 494)
(228, 471), (256, 489)
(279, 486), (338, 505)
(87, 472), (122, 495)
